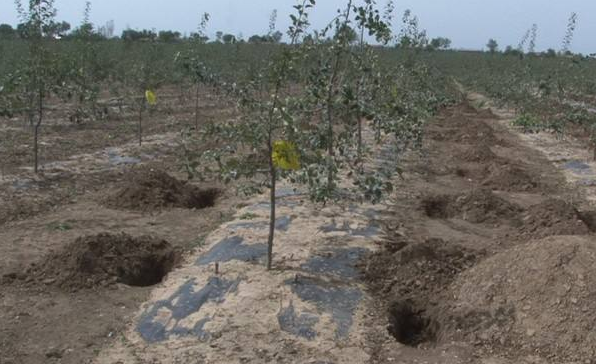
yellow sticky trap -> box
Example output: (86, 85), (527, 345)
(272, 141), (300, 170)
(145, 90), (157, 105)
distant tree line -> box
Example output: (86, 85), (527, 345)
(484, 13), (588, 58)
(0, 21), (285, 45)
(1, 13), (584, 59)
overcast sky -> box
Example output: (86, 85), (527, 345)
(1, 0), (594, 53)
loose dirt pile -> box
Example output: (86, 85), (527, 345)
(30, 233), (180, 290)
(457, 121), (504, 146)
(440, 236), (596, 362)
(364, 238), (480, 347)
(365, 238), (480, 300)
(105, 168), (219, 211)
(456, 145), (500, 163)
(481, 163), (538, 192)
(421, 189), (521, 224)
(365, 102), (596, 364)
(519, 199), (591, 238)
(427, 113), (508, 148)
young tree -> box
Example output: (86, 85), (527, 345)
(15, 0), (59, 173)
(561, 12), (577, 54)
(294, 0), (398, 205)
(189, 0), (316, 270)
(334, 24), (357, 44)
(528, 24), (538, 54)
(351, 0), (394, 161)
(397, 10), (427, 50)
(517, 28), (531, 53)
(190, 13), (210, 43)
(60, 1), (101, 124)
(177, 48), (219, 130)
(133, 43), (162, 146)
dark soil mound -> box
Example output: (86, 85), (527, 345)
(364, 238), (480, 347)
(425, 124), (458, 142)
(481, 163), (538, 192)
(421, 189), (522, 224)
(459, 121), (500, 145)
(457, 145), (499, 163)
(105, 168), (219, 211)
(519, 199), (590, 238)
(365, 238), (479, 297)
(433, 118), (507, 147)
(441, 236), (596, 362)
(31, 233), (180, 290)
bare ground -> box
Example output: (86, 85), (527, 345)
(2, 95), (596, 364)
(0, 90), (241, 364)
(363, 100), (596, 364)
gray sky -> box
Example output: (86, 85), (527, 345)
(1, 0), (594, 53)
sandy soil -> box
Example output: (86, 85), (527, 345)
(364, 100), (596, 364)
(3, 95), (596, 364)
(0, 91), (241, 364)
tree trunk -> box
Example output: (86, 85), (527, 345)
(266, 138), (277, 271)
(357, 109), (363, 162)
(34, 87), (43, 174)
(138, 100), (143, 146)
(34, 125), (39, 174)
(195, 82), (200, 130)
(326, 100), (334, 190)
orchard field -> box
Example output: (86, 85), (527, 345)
(2, 1), (596, 364)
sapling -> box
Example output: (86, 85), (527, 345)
(352, 0), (394, 162)
(300, 0), (356, 199)
(186, 0), (401, 269)
(297, 0), (396, 203)
(127, 41), (162, 146)
(15, 0), (59, 173)
(178, 52), (215, 130)
(561, 13), (577, 54)
(528, 24), (538, 54)
(64, 1), (101, 123)
(191, 0), (315, 270)
(182, 12), (211, 130)
(139, 89), (157, 145)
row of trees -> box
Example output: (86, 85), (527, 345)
(179, 0), (459, 269)
(1, 0), (459, 269)
(485, 13), (582, 57)
(1, 6), (454, 50)
(1, 20), (453, 49)
(0, 19), (114, 40)
(0, 21), (289, 45)
(486, 38), (568, 57)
